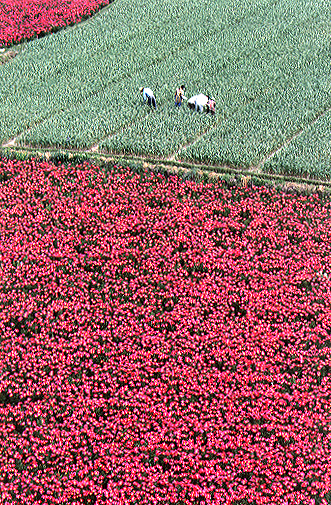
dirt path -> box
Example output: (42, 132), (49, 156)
(140, 160), (328, 194)
(167, 124), (214, 162)
(250, 104), (331, 174)
(2, 143), (331, 195)
(166, 87), (271, 162)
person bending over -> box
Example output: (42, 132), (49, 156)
(140, 87), (157, 109)
(187, 93), (208, 113)
(175, 85), (187, 107)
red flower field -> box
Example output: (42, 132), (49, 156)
(0, 0), (111, 47)
(0, 157), (330, 505)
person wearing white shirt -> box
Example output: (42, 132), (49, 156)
(187, 94), (216, 114)
(140, 87), (157, 109)
(187, 93), (208, 113)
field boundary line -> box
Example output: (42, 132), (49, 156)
(88, 85), (270, 155)
(1, 116), (50, 149)
(167, 121), (218, 162)
(1, 1), (116, 51)
(1, 0), (285, 149)
(3, 145), (331, 190)
(86, 108), (154, 153)
(168, 99), (331, 171)
(165, 86), (272, 162)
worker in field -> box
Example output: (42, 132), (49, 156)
(140, 87), (157, 109)
(188, 93), (216, 114)
(175, 85), (187, 107)
(187, 93), (208, 113)
(206, 96), (216, 115)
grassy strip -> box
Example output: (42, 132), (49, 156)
(1, 146), (330, 196)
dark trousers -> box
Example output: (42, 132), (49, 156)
(147, 96), (156, 108)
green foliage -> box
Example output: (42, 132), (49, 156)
(263, 109), (331, 179)
(101, 104), (213, 157)
(180, 69), (331, 168)
(0, 0), (330, 177)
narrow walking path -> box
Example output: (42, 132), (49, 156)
(1, 117), (50, 149)
(166, 87), (271, 162)
(250, 104), (331, 173)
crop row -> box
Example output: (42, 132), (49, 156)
(15, 0), (329, 165)
(0, 157), (331, 505)
(2, 0), (331, 179)
(2, 0), (280, 147)
(263, 108), (331, 179)
(179, 67), (331, 168)
(1, 2), (328, 154)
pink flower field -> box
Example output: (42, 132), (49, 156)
(0, 0), (111, 47)
(0, 157), (331, 505)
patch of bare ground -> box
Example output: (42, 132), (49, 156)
(0, 49), (18, 65)
(282, 181), (326, 194)
(90, 144), (100, 152)
(37, 151), (52, 160)
(2, 137), (17, 148)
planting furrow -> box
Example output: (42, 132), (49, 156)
(166, 86), (272, 163)
(260, 104), (331, 178)
(3, 0), (275, 147)
(1, 34), (198, 149)
(85, 110), (155, 155)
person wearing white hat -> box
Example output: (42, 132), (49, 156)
(140, 87), (157, 109)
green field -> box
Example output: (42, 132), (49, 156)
(1, 0), (331, 178)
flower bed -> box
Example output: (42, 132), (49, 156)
(0, 0), (111, 47)
(0, 157), (331, 505)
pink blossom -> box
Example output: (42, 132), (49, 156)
(0, 158), (330, 504)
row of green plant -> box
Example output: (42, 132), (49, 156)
(14, 0), (286, 150)
(0, 0), (330, 178)
(263, 108), (331, 179)
(1, 0), (264, 144)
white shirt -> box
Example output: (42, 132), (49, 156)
(143, 88), (154, 100)
(190, 93), (208, 107)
